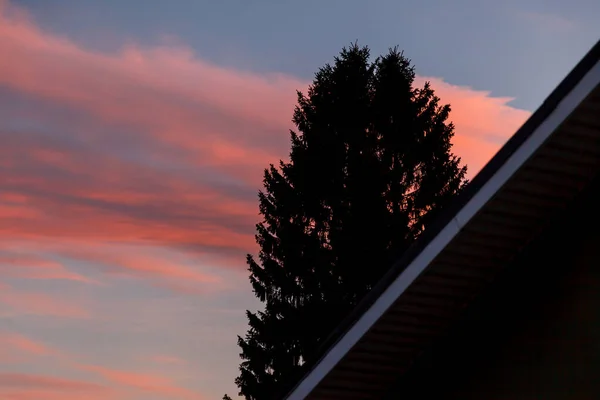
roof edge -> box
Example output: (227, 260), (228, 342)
(282, 39), (600, 400)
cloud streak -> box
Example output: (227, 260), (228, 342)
(517, 10), (578, 33)
(82, 364), (204, 400)
(0, 332), (204, 400)
(0, 282), (90, 318)
(0, 333), (55, 356)
(0, 251), (94, 283)
(0, 0), (531, 397)
(0, 373), (111, 400)
(0, 0), (529, 284)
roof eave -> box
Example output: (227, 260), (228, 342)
(283, 39), (600, 400)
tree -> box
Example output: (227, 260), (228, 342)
(225, 43), (468, 399)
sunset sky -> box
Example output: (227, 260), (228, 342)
(0, 0), (599, 399)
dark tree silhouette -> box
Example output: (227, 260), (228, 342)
(225, 43), (467, 400)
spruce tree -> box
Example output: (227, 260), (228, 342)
(226, 44), (467, 399)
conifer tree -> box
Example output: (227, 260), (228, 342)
(226, 43), (467, 400)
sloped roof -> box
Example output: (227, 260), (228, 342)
(282, 38), (600, 400)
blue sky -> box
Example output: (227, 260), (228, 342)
(17, 0), (600, 110)
(0, 1), (598, 399)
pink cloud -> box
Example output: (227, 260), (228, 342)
(0, 0), (528, 171)
(0, 2), (536, 398)
(0, 140), (258, 252)
(0, 373), (111, 400)
(0, 332), (56, 364)
(0, 282), (90, 318)
(149, 355), (187, 366)
(0, 252), (94, 283)
(0, 331), (206, 399)
(60, 243), (226, 294)
(417, 76), (530, 172)
(0, 373), (103, 391)
(0, 391), (108, 400)
(81, 364), (205, 400)
(517, 10), (578, 33)
(0, 0), (297, 169)
(0, 332), (54, 356)
(0, 0), (530, 291)
(0, 240), (231, 294)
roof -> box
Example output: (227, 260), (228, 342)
(282, 38), (600, 400)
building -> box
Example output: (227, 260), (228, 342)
(282, 39), (600, 399)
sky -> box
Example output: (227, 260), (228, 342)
(0, 0), (598, 398)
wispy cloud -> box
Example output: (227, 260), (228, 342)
(0, 0), (533, 397)
(415, 76), (529, 170)
(516, 10), (578, 33)
(0, 251), (95, 283)
(81, 364), (205, 400)
(0, 331), (204, 399)
(0, 282), (90, 318)
(149, 355), (188, 366)
(0, 373), (112, 400)
(0, 332), (59, 364)
(0, 332), (56, 356)
(0, 0), (529, 287)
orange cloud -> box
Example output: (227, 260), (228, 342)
(0, 142), (258, 255)
(0, 3), (534, 398)
(82, 364), (204, 400)
(0, 1), (297, 168)
(0, 329), (205, 399)
(0, 332), (62, 365)
(417, 76), (530, 173)
(60, 243), (226, 294)
(0, 391), (108, 400)
(0, 240), (232, 294)
(0, 282), (90, 318)
(0, 373), (103, 391)
(0, 252), (94, 283)
(149, 355), (187, 366)
(0, 332), (55, 356)
(0, 0), (530, 289)
(0, 373), (111, 400)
